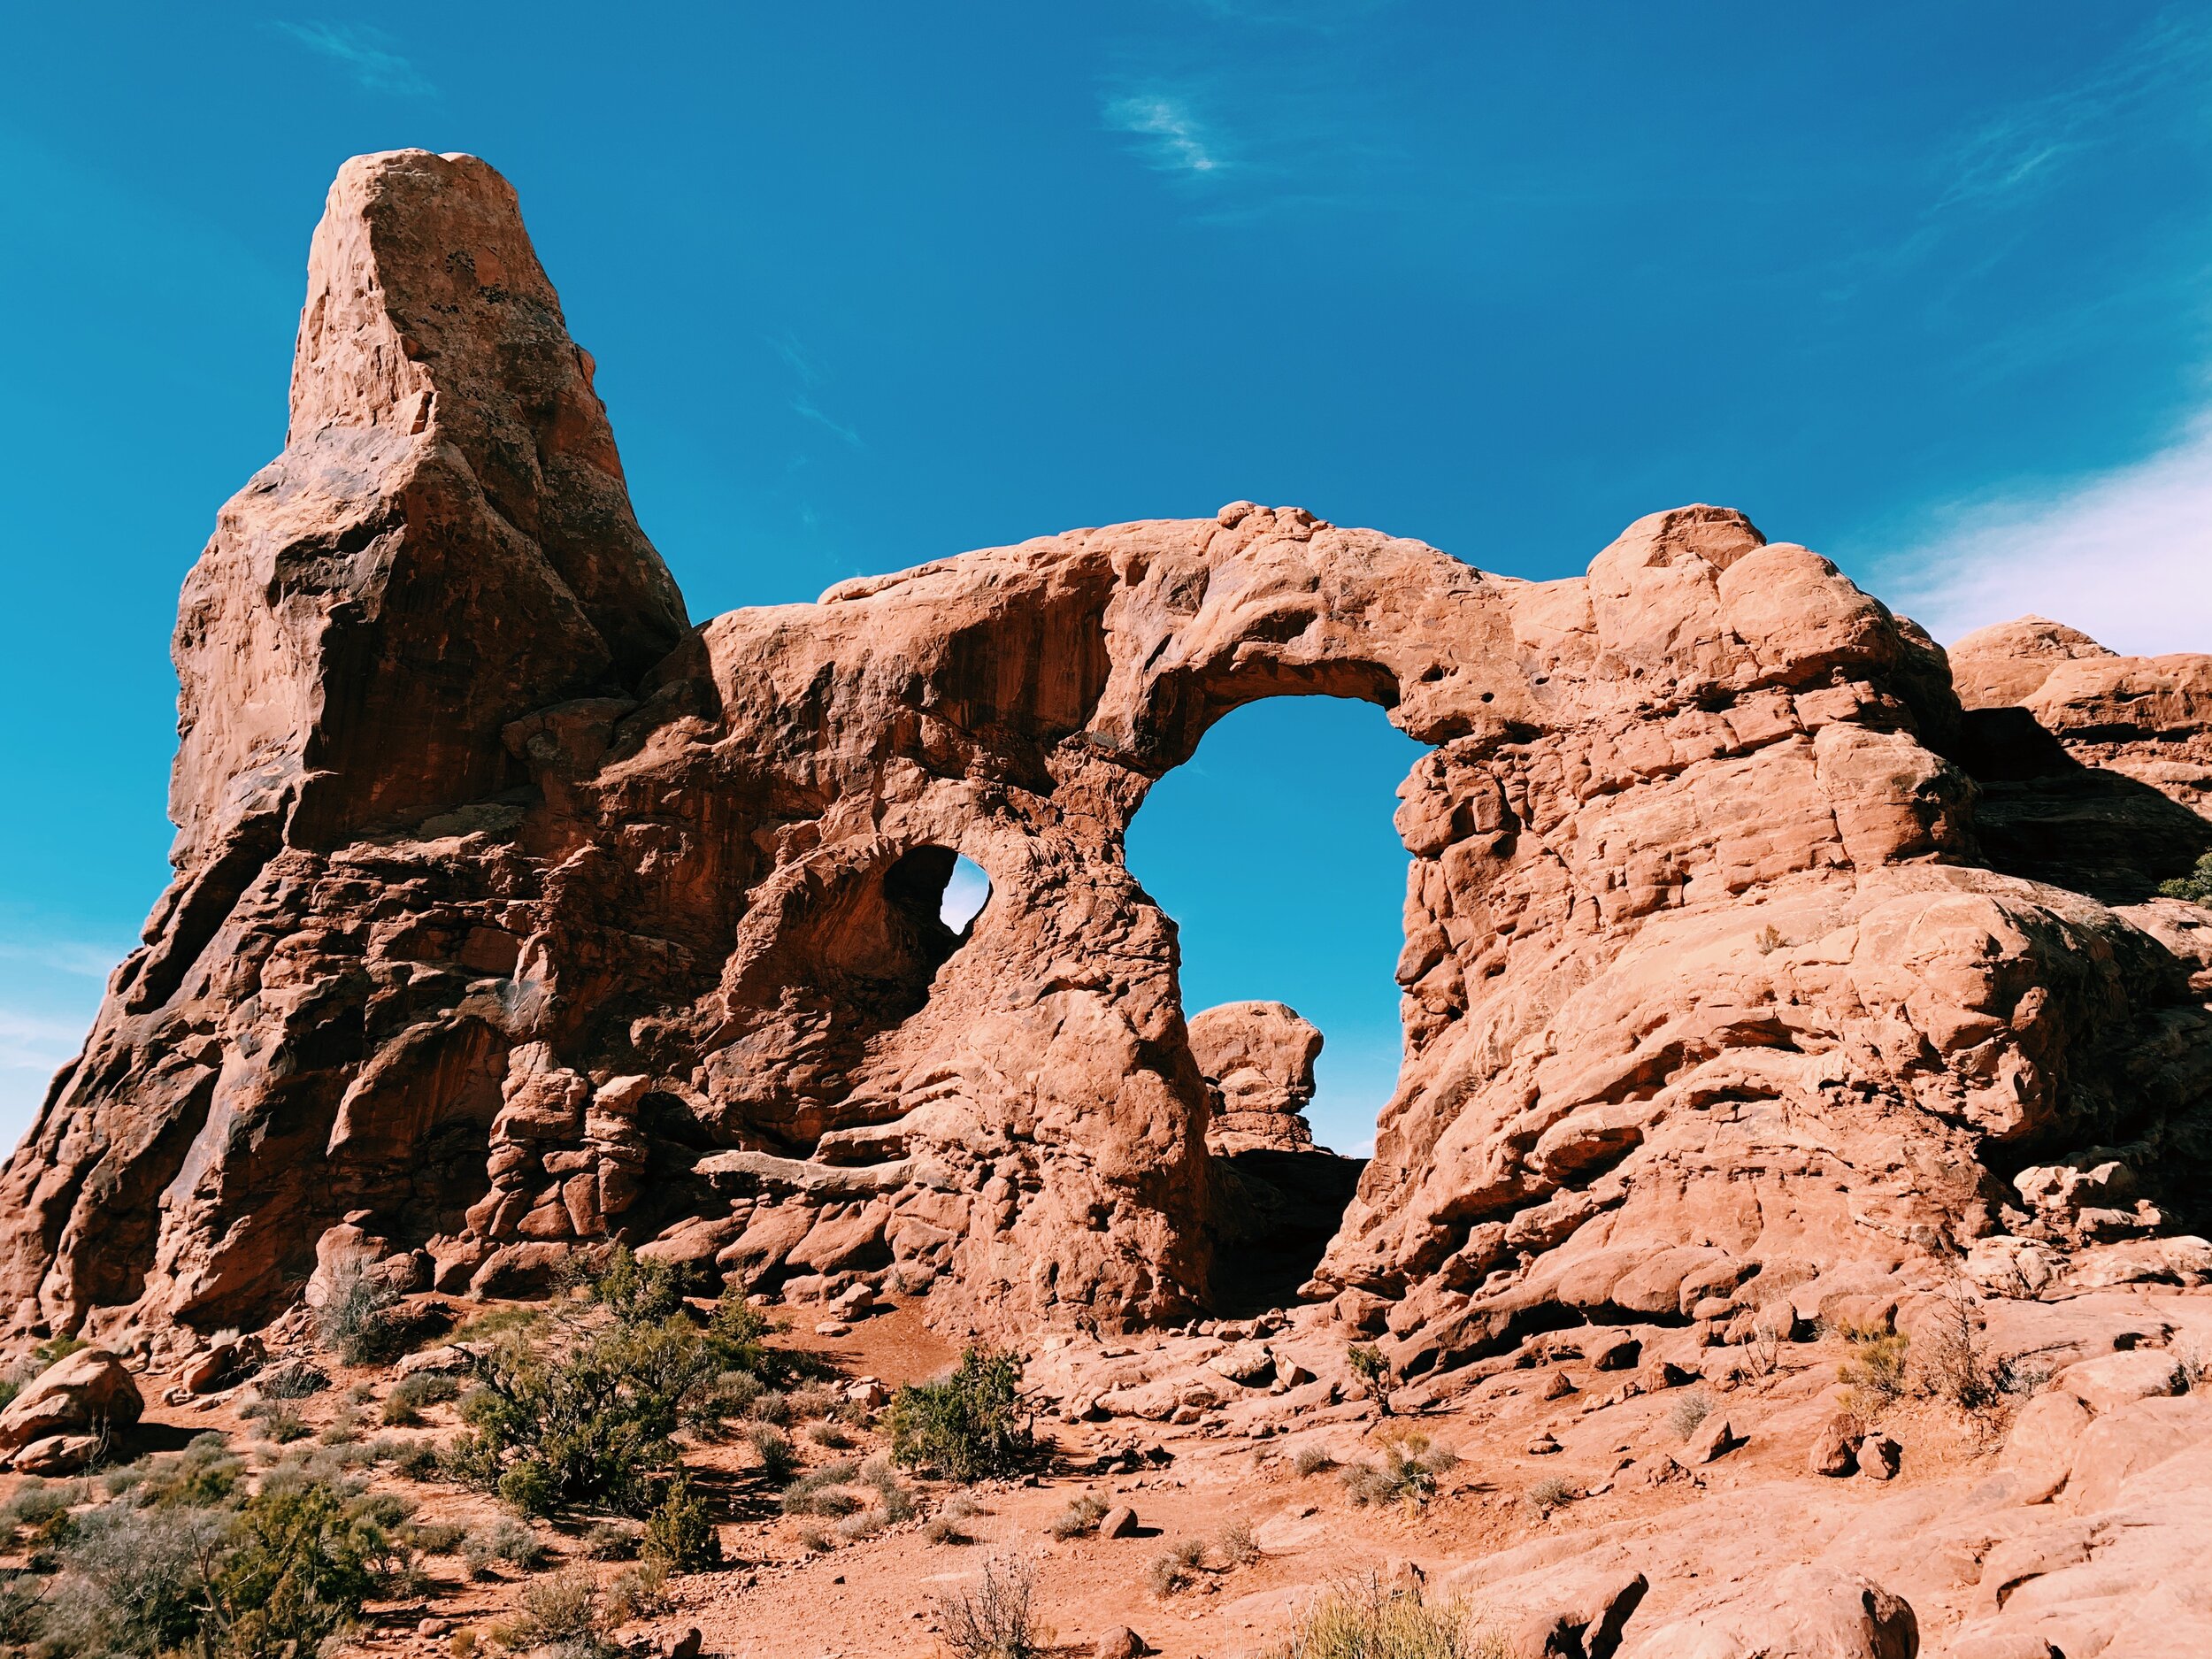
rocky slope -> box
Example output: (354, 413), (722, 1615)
(4, 149), (2210, 1448)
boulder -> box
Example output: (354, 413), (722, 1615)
(1618, 1566), (1917, 1659)
(1094, 1628), (1148, 1659)
(1099, 1504), (1141, 1539)
(0, 1348), (142, 1456)
(1189, 1002), (1322, 1154)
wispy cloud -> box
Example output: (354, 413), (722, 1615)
(1104, 91), (1225, 174)
(0, 938), (127, 979)
(790, 396), (863, 449)
(272, 21), (434, 97)
(1933, 12), (2212, 212)
(0, 1008), (83, 1077)
(1877, 415), (2212, 656)
(767, 331), (826, 389)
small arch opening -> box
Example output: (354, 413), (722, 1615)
(939, 853), (992, 933)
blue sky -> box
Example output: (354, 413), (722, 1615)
(5, 4), (2212, 1151)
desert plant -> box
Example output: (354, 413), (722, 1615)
(247, 1402), (311, 1445)
(1347, 1343), (1392, 1412)
(1049, 1493), (1108, 1540)
(465, 1517), (549, 1577)
(836, 1507), (886, 1543)
(202, 1480), (403, 1658)
(860, 1455), (916, 1522)
(488, 1568), (614, 1657)
(926, 1513), (974, 1545)
(444, 1278), (774, 1515)
(2159, 850), (2212, 903)
(749, 1423), (798, 1485)
(796, 1523), (837, 1553)
(1668, 1391), (1713, 1440)
(452, 1304), (543, 1343)
(593, 1247), (695, 1325)
(641, 1471), (720, 1571)
(315, 1261), (440, 1366)
(1525, 1476), (1575, 1517)
(383, 1371), (462, 1425)
(887, 1346), (1035, 1481)
(392, 1439), (443, 1481)
(1218, 1517), (1260, 1567)
(934, 1554), (1048, 1659)
(402, 1518), (470, 1555)
(1267, 1574), (1505, 1659)
(1838, 1323), (1911, 1414)
(37, 1502), (229, 1655)
(602, 1559), (669, 1623)
(1148, 1537), (1209, 1597)
(1294, 1445), (1340, 1478)
(780, 1461), (863, 1517)
(581, 1520), (640, 1560)
(1340, 1432), (1458, 1510)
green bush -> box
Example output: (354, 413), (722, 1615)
(39, 1477), (402, 1659)
(382, 1371), (461, 1425)
(641, 1471), (720, 1571)
(1340, 1432), (1458, 1510)
(443, 1271), (776, 1516)
(886, 1347), (1035, 1481)
(2159, 851), (2212, 903)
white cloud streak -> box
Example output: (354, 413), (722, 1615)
(1877, 418), (2212, 655)
(273, 22), (435, 97)
(1103, 92), (1224, 174)
(790, 396), (863, 449)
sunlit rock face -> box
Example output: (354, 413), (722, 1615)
(5, 150), (2210, 1376)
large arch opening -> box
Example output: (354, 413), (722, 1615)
(1126, 694), (1428, 1313)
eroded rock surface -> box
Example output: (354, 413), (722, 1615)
(4, 151), (2212, 1402)
(1190, 1001), (1321, 1154)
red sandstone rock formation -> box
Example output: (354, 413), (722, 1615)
(4, 151), (2210, 1391)
(1190, 1002), (1321, 1154)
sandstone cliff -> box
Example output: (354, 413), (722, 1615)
(6, 152), (2210, 1396)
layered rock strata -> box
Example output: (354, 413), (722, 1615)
(1190, 1002), (1322, 1155)
(5, 150), (2211, 1386)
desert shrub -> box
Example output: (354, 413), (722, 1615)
(808, 1421), (856, 1450)
(934, 1554), (1048, 1659)
(246, 1402), (311, 1445)
(465, 1517), (550, 1577)
(684, 1368), (764, 1432)
(206, 1481), (403, 1655)
(402, 1518), (469, 1555)
(594, 1247), (696, 1325)
(392, 1439), (444, 1481)
(641, 1471), (720, 1571)
(926, 1513), (973, 1545)
(1838, 1323), (1911, 1414)
(1525, 1476), (1575, 1518)
(445, 1278), (774, 1515)
(860, 1455), (915, 1522)
(316, 1262), (441, 1367)
(1668, 1391), (1713, 1440)
(780, 1462), (862, 1517)
(747, 1387), (794, 1427)
(1049, 1493), (1107, 1540)
(749, 1423), (798, 1485)
(2159, 850), (2212, 903)
(1340, 1432), (1456, 1510)
(789, 1380), (849, 1421)
(1347, 1343), (1392, 1412)
(1267, 1575), (1505, 1659)
(1293, 1446), (1339, 1477)
(383, 1371), (462, 1425)
(887, 1347), (1035, 1481)
(1148, 1537), (1208, 1597)
(836, 1507), (885, 1543)
(1218, 1517), (1260, 1567)
(319, 1403), (365, 1445)
(122, 1434), (246, 1510)
(489, 1568), (614, 1657)
(39, 1501), (230, 1655)
(453, 1304), (543, 1343)
(796, 1523), (836, 1553)
(602, 1559), (669, 1623)
(256, 1360), (328, 1400)
(581, 1520), (640, 1560)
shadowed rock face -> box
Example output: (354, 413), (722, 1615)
(6, 150), (2212, 1371)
